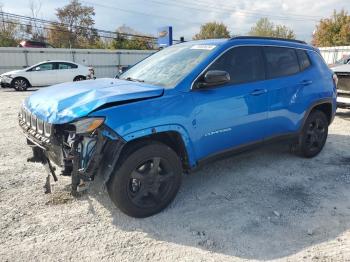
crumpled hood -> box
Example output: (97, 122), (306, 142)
(24, 78), (164, 124)
(331, 64), (350, 72)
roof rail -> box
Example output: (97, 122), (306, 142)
(230, 36), (307, 44)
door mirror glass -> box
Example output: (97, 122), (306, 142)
(197, 70), (230, 88)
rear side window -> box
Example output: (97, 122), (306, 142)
(296, 50), (311, 71)
(58, 63), (78, 69)
(264, 47), (299, 78)
(207, 46), (265, 85)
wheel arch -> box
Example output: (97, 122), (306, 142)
(73, 75), (86, 81)
(121, 126), (197, 171)
(11, 76), (32, 87)
(312, 103), (333, 124)
(301, 99), (335, 130)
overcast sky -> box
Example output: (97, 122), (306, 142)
(1, 0), (350, 42)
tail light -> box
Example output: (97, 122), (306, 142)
(333, 74), (338, 87)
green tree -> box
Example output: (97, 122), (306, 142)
(249, 18), (295, 39)
(111, 35), (151, 50)
(111, 26), (153, 50)
(47, 0), (99, 48)
(312, 9), (350, 47)
(193, 22), (230, 40)
(0, 5), (20, 47)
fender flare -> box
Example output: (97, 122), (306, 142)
(299, 98), (335, 132)
(122, 124), (197, 168)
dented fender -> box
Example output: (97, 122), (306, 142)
(122, 124), (197, 168)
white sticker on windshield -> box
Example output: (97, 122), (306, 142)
(190, 45), (216, 50)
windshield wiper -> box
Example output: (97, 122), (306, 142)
(125, 77), (144, 83)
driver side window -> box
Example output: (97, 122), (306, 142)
(205, 46), (265, 85)
(34, 63), (54, 71)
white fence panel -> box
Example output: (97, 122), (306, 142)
(319, 46), (350, 65)
(0, 47), (155, 78)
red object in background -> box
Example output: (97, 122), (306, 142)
(18, 40), (54, 48)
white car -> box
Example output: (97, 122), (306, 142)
(0, 60), (94, 91)
(332, 63), (350, 109)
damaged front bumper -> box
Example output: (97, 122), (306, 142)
(18, 108), (126, 194)
(0, 75), (12, 88)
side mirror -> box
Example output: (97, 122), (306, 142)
(197, 70), (230, 88)
(35, 66), (41, 71)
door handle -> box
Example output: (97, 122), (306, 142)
(250, 89), (267, 96)
(300, 80), (313, 86)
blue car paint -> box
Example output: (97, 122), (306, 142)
(24, 38), (337, 168)
(24, 78), (164, 124)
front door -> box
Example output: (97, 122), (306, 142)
(55, 62), (79, 84)
(27, 62), (57, 86)
(191, 46), (269, 160)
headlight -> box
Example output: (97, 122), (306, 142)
(72, 117), (104, 134)
(4, 74), (13, 79)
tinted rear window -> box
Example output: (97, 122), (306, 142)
(264, 47), (299, 78)
(58, 63), (78, 69)
(296, 50), (311, 71)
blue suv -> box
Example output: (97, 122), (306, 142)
(19, 36), (337, 217)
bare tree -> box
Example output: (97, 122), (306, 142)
(28, 0), (45, 41)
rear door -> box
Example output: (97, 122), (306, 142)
(55, 62), (79, 84)
(191, 46), (269, 159)
(262, 46), (312, 136)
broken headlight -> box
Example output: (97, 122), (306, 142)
(71, 117), (105, 134)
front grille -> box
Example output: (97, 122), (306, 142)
(44, 122), (52, 137)
(336, 72), (350, 92)
(31, 114), (37, 131)
(21, 108), (26, 121)
(25, 110), (31, 126)
(37, 118), (44, 134)
(19, 106), (53, 146)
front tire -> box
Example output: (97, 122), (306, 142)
(107, 142), (182, 218)
(294, 110), (329, 158)
(11, 78), (29, 91)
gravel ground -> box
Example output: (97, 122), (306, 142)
(0, 88), (350, 262)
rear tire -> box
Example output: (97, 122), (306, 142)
(73, 75), (86, 81)
(11, 78), (29, 91)
(294, 110), (328, 158)
(107, 141), (182, 218)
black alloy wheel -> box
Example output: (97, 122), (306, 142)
(296, 110), (328, 158)
(74, 76), (86, 81)
(108, 142), (182, 218)
(128, 157), (175, 208)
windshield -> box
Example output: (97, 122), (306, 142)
(120, 44), (216, 88)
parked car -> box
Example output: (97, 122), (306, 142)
(19, 36), (337, 218)
(18, 40), (54, 48)
(0, 60), (94, 91)
(115, 65), (131, 78)
(329, 54), (350, 68)
(332, 63), (350, 109)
